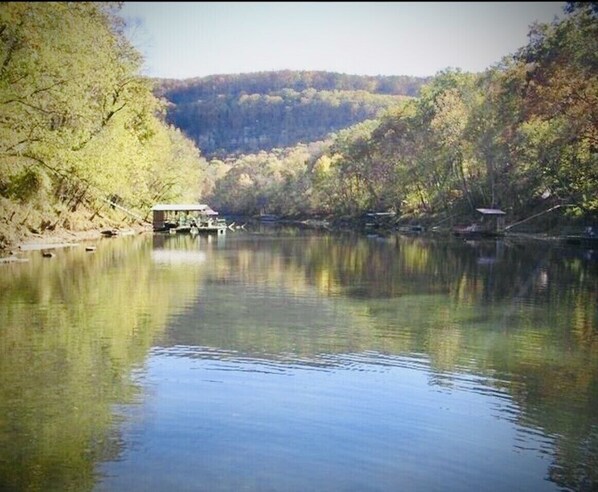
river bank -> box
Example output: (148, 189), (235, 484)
(0, 196), (154, 258)
(0, 223), (152, 262)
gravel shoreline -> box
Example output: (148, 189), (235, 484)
(1, 224), (152, 260)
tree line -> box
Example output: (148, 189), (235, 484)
(1, 2), (595, 249)
(205, 3), (597, 225)
(154, 71), (429, 158)
(165, 87), (406, 156)
(154, 70), (428, 103)
(0, 2), (206, 248)
(153, 70), (430, 157)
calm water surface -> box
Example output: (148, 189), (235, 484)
(0, 228), (596, 491)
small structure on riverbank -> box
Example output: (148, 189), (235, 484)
(151, 204), (226, 234)
(453, 208), (506, 238)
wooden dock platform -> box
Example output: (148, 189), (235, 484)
(168, 223), (227, 235)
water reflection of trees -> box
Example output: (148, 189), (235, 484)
(168, 231), (596, 365)
(0, 236), (202, 491)
(310, 234), (597, 492)
(178, 231), (597, 491)
(0, 231), (595, 491)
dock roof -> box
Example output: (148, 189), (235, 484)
(476, 208), (506, 215)
(151, 204), (218, 215)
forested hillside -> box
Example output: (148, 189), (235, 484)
(0, 3), (206, 249)
(205, 3), (597, 225)
(154, 71), (428, 156)
(1, 2), (595, 249)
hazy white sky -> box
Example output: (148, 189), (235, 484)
(121, 2), (566, 79)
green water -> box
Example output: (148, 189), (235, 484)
(0, 229), (596, 491)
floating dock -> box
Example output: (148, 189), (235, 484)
(151, 204), (227, 235)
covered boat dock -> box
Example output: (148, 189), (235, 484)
(152, 204), (227, 234)
(453, 208), (506, 238)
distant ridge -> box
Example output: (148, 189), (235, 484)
(152, 70), (430, 157)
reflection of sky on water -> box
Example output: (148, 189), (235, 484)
(3, 231), (593, 492)
(151, 249), (207, 265)
(96, 348), (559, 492)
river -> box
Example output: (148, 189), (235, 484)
(0, 227), (596, 491)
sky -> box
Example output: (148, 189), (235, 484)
(120, 2), (567, 79)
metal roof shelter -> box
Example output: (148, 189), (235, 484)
(476, 208), (506, 216)
(476, 208), (506, 233)
(151, 203), (219, 231)
(152, 204), (218, 215)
